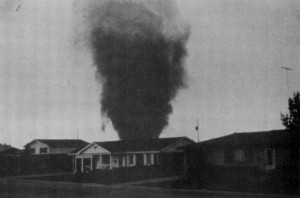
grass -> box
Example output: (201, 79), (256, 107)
(24, 166), (182, 185)
(141, 167), (300, 195)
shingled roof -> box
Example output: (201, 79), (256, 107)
(25, 139), (88, 149)
(75, 137), (194, 154)
(184, 129), (300, 150)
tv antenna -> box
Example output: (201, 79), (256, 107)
(282, 67), (292, 98)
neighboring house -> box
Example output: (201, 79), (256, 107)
(24, 139), (89, 155)
(0, 145), (21, 157)
(71, 137), (194, 173)
(183, 129), (300, 172)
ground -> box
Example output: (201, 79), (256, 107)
(0, 175), (297, 198)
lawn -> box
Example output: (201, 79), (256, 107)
(24, 166), (182, 185)
(141, 167), (300, 196)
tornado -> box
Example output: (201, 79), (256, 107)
(89, 0), (189, 140)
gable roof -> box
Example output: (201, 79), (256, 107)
(184, 129), (300, 150)
(25, 139), (89, 149)
(75, 137), (194, 154)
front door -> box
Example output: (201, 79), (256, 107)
(83, 158), (91, 172)
(76, 158), (82, 172)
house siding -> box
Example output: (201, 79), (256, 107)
(275, 148), (290, 167)
(162, 139), (194, 152)
(206, 148), (269, 170)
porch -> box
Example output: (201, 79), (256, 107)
(74, 152), (159, 172)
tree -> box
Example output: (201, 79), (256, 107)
(281, 92), (300, 129)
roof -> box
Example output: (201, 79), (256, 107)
(184, 129), (300, 150)
(0, 146), (10, 153)
(24, 139), (89, 149)
(0, 147), (21, 156)
(77, 137), (194, 154)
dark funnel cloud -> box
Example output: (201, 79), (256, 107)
(90, 0), (189, 140)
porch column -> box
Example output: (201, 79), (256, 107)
(109, 154), (112, 169)
(81, 156), (83, 172)
(143, 154), (146, 166)
(90, 156), (93, 171)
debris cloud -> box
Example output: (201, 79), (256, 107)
(89, 0), (189, 139)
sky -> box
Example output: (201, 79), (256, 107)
(0, 0), (299, 148)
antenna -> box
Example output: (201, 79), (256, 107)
(8, 132), (10, 146)
(282, 67), (292, 98)
(195, 119), (199, 143)
(76, 130), (79, 140)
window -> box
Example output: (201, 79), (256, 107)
(102, 155), (110, 164)
(40, 147), (48, 154)
(224, 149), (234, 163)
(154, 153), (159, 165)
(245, 149), (253, 163)
(234, 149), (245, 162)
(128, 154), (135, 165)
(84, 158), (91, 166)
(265, 148), (275, 166)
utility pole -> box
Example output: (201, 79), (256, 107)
(282, 67), (292, 98)
(195, 119), (199, 143)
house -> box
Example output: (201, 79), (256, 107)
(24, 139), (89, 155)
(183, 129), (300, 172)
(0, 145), (22, 176)
(0, 145), (21, 157)
(71, 137), (194, 173)
(20, 139), (89, 174)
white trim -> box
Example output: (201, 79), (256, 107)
(71, 142), (107, 155)
(144, 153), (154, 166)
(119, 151), (159, 154)
(70, 148), (160, 156)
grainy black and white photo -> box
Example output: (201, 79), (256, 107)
(0, 0), (299, 197)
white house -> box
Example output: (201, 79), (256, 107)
(24, 139), (89, 155)
(71, 137), (194, 173)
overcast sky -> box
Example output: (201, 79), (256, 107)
(0, 0), (299, 148)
